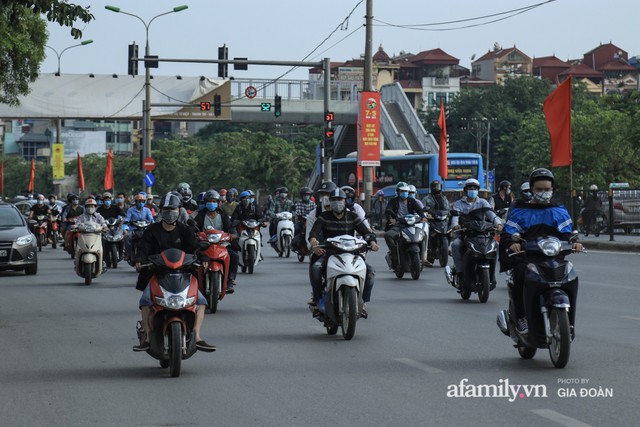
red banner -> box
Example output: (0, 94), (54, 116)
(77, 152), (85, 191)
(28, 159), (35, 192)
(357, 92), (381, 166)
(438, 100), (448, 180)
(104, 148), (114, 191)
(544, 76), (572, 167)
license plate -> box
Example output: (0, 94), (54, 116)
(0, 250), (7, 257)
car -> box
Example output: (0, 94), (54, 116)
(601, 190), (640, 234)
(0, 202), (38, 275)
(14, 199), (66, 218)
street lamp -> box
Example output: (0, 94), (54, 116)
(105, 5), (188, 192)
(45, 40), (94, 75)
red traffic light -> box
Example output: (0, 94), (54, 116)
(324, 129), (335, 139)
(324, 112), (334, 122)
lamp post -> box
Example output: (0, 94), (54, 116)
(45, 40), (94, 75)
(105, 5), (188, 192)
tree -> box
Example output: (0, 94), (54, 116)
(0, 1), (94, 105)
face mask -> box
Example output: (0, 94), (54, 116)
(104, 200), (112, 207)
(409, 193), (416, 199)
(97, 200), (103, 206)
(242, 199), (250, 206)
(320, 196), (330, 207)
(86, 206), (96, 215)
(136, 202), (145, 209)
(466, 190), (478, 199)
(72, 199), (79, 206)
(198, 203), (206, 211)
(505, 189), (512, 195)
(280, 193), (288, 199)
(521, 191), (533, 202)
(37, 200), (44, 205)
(399, 191), (409, 199)
(162, 210), (179, 224)
(302, 195), (310, 202)
(116, 198), (123, 204)
(250, 197), (255, 204)
(220, 195), (226, 202)
(346, 197), (354, 205)
(533, 191), (553, 203)
(330, 200), (345, 213)
(206, 202), (218, 211)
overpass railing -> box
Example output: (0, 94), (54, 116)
(231, 78), (360, 101)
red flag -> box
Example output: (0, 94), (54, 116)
(437, 100), (448, 179)
(77, 152), (85, 191)
(0, 161), (4, 195)
(544, 76), (572, 167)
(28, 159), (35, 192)
(104, 148), (114, 191)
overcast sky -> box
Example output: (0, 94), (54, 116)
(41, 0), (638, 80)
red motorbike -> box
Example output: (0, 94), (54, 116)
(64, 218), (80, 258)
(136, 248), (210, 377)
(31, 215), (48, 252)
(49, 211), (61, 249)
(196, 228), (231, 314)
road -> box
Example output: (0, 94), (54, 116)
(0, 240), (638, 427)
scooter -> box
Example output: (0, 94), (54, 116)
(238, 219), (262, 274)
(135, 248), (211, 377)
(291, 215), (309, 263)
(427, 209), (450, 267)
(49, 211), (61, 249)
(31, 215), (48, 252)
(385, 214), (429, 280)
(73, 221), (104, 286)
(311, 235), (369, 340)
(445, 207), (498, 303)
(496, 232), (581, 369)
(270, 211), (294, 258)
(125, 220), (151, 267)
(196, 227), (231, 314)
(103, 217), (124, 269)
(64, 218), (80, 258)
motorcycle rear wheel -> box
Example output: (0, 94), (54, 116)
(51, 235), (57, 249)
(478, 269), (490, 303)
(341, 287), (358, 340)
(549, 308), (571, 368)
(169, 322), (182, 377)
(111, 245), (119, 269)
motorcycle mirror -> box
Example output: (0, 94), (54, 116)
(512, 232), (522, 242)
(186, 219), (199, 230)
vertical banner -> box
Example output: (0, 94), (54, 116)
(544, 76), (572, 167)
(77, 152), (85, 192)
(438, 100), (448, 180)
(28, 159), (35, 192)
(357, 91), (381, 167)
(52, 144), (65, 179)
(104, 148), (114, 191)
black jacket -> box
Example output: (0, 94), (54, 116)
(384, 197), (425, 230)
(231, 202), (263, 224)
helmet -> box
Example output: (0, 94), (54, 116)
(520, 182), (532, 201)
(529, 168), (555, 187)
(219, 188), (227, 196)
(102, 192), (112, 199)
(376, 190), (385, 197)
(95, 194), (103, 201)
(239, 190), (251, 199)
(463, 178), (480, 189)
(204, 189), (221, 202)
(134, 193), (147, 202)
(280, 187), (289, 194)
(589, 184), (598, 191)
(228, 188), (238, 196)
(520, 182), (530, 192)
(395, 181), (410, 192)
(36, 194), (45, 201)
(177, 182), (190, 195)
(197, 191), (206, 203)
(67, 192), (76, 203)
(300, 186), (313, 196)
(498, 180), (511, 190)
(317, 181), (337, 195)
(84, 198), (97, 207)
(430, 180), (442, 193)
(49, 194), (56, 199)
(147, 193), (154, 200)
(340, 185), (356, 200)
(329, 188), (346, 199)
(159, 193), (181, 210)
(408, 184), (417, 193)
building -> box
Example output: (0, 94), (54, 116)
(533, 55), (571, 83)
(557, 63), (604, 93)
(582, 43), (637, 93)
(471, 44), (532, 85)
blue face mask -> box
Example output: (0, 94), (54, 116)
(249, 197), (255, 204)
(399, 191), (409, 199)
(136, 202), (144, 209)
(104, 200), (112, 207)
(198, 203), (206, 211)
(409, 193), (416, 199)
(116, 198), (123, 204)
(206, 202), (218, 212)
(466, 190), (478, 199)
(97, 200), (103, 206)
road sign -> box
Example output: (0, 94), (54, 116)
(245, 86), (257, 99)
(488, 170), (494, 182)
(145, 172), (155, 187)
(260, 102), (271, 112)
(143, 157), (156, 172)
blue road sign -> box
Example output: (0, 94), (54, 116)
(488, 170), (494, 182)
(145, 172), (155, 187)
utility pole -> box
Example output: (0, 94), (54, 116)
(362, 0), (374, 211)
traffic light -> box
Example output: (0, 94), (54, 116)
(218, 45), (228, 78)
(274, 95), (282, 118)
(128, 43), (138, 76)
(213, 94), (221, 117)
(324, 128), (335, 157)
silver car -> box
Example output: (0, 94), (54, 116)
(0, 202), (38, 275)
(602, 190), (640, 234)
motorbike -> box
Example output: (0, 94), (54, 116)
(196, 227), (231, 313)
(445, 207), (498, 303)
(310, 235), (369, 340)
(64, 218), (80, 258)
(135, 248), (212, 377)
(291, 215), (309, 263)
(496, 232), (581, 369)
(270, 211), (294, 258)
(427, 209), (451, 267)
(73, 221), (104, 286)
(385, 214), (429, 280)
(30, 215), (49, 252)
(579, 208), (607, 237)
(49, 211), (62, 249)
(103, 217), (124, 269)
(238, 219), (263, 274)
(125, 220), (151, 267)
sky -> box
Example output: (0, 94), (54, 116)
(41, 0), (638, 81)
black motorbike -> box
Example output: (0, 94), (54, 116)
(385, 214), (428, 280)
(497, 232), (581, 369)
(426, 209), (450, 267)
(103, 217), (124, 269)
(125, 220), (151, 267)
(445, 207), (498, 303)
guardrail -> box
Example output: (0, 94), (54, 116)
(230, 78), (360, 101)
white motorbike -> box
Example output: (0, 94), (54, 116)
(270, 211), (294, 258)
(310, 235), (368, 340)
(73, 221), (104, 286)
(238, 219), (263, 274)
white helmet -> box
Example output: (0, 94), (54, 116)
(464, 178), (480, 188)
(520, 182), (530, 191)
(408, 184), (417, 193)
(589, 184), (598, 191)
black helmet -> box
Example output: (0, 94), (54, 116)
(280, 187), (289, 194)
(317, 181), (337, 195)
(49, 194), (56, 199)
(498, 180), (512, 190)
(529, 168), (555, 187)
(340, 185), (356, 200)
(329, 188), (346, 199)
(67, 192), (76, 203)
(205, 189), (221, 202)
(300, 186), (313, 196)
(429, 180), (442, 193)
(159, 192), (181, 209)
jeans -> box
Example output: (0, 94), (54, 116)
(227, 248), (239, 280)
(384, 224), (403, 260)
(451, 237), (464, 272)
(309, 254), (375, 303)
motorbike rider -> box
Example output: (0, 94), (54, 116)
(115, 192), (128, 210)
(231, 190), (265, 225)
(519, 182), (533, 202)
(177, 182), (199, 214)
(384, 181), (427, 267)
(46, 194), (61, 243)
(371, 190), (387, 230)
(292, 187), (316, 253)
(28, 194), (51, 225)
(490, 180), (513, 212)
(133, 192), (215, 353)
(581, 184), (603, 231)
(268, 186), (294, 243)
(220, 188), (236, 217)
(123, 193), (154, 260)
(450, 178), (503, 284)
(500, 168), (583, 334)
(193, 190), (239, 294)
(97, 192), (126, 221)
(305, 181), (337, 248)
(341, 186), (372, 230)
(145, 193), (159, 218)
(75, 198), (107, 227)
(408, 184), (425, 210)
(422, 180), (450, 216)
(308, 188), (379, 317)
(61, 193), (84, 251)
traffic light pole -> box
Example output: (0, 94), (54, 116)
(323, 57), (332, 181)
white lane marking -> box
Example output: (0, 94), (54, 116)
(394, 358), (444, 374)
(530, 409), (593, 427)
(247, 305), (274, 313)
(621, 315), (640, 321)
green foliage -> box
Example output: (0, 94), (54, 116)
(1, 157), (53, 197)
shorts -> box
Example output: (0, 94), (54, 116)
(139, 285), (206, 308)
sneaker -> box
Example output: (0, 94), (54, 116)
(307, 298), (317, 307)
(226, 280), (235, 294)
(361, 303), (368, 319)
(133, 341), (150, 352)
(516, 318), (528, 334)
(196, 340), (217, 352)
(268, 235), (277, 244)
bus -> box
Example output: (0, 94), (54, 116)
(331, 150), (487, 198)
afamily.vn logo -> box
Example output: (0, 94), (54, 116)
(446, 379), (548, 402)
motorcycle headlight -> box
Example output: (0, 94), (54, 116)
(16, 234), (34, 246)
(154, 295), (195, 310)
(538, 238), (561, 256)
(82, 224), (96, 233)
(208, 234), (222, 243)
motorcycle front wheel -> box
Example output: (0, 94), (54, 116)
(83, 262), (92, 286)
(37, 233), (43, 252)
(247, 247), (255, 274)
(110, 245), (119, 269)
(169, 322), (182, 377)
(549, 308), (571, 368)
(439, 238), (449, 267)
(284, 235), (291, 258)
(410, 252), (421, 280)
(341, 287), (358, 340)
(478, 269), (490, 303)
(208, 271), (221, 314)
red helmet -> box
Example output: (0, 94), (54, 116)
(219, 188), (227, 196)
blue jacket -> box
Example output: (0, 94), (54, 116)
(123, 206), (154, 230)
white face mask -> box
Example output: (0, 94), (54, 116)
(330, 200), (345, 213)
(533, 191), (553, 203)
(86, 206), (96, 215)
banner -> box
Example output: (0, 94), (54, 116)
(544, 76), (572, 167)
(52, 144), (65, 180)
(77, 152), (85, 191)
(28, 159), (35, 192)
(438, 100), (448, 180)
(104, 148), (114, 191)
(357, 92), (381, 167)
